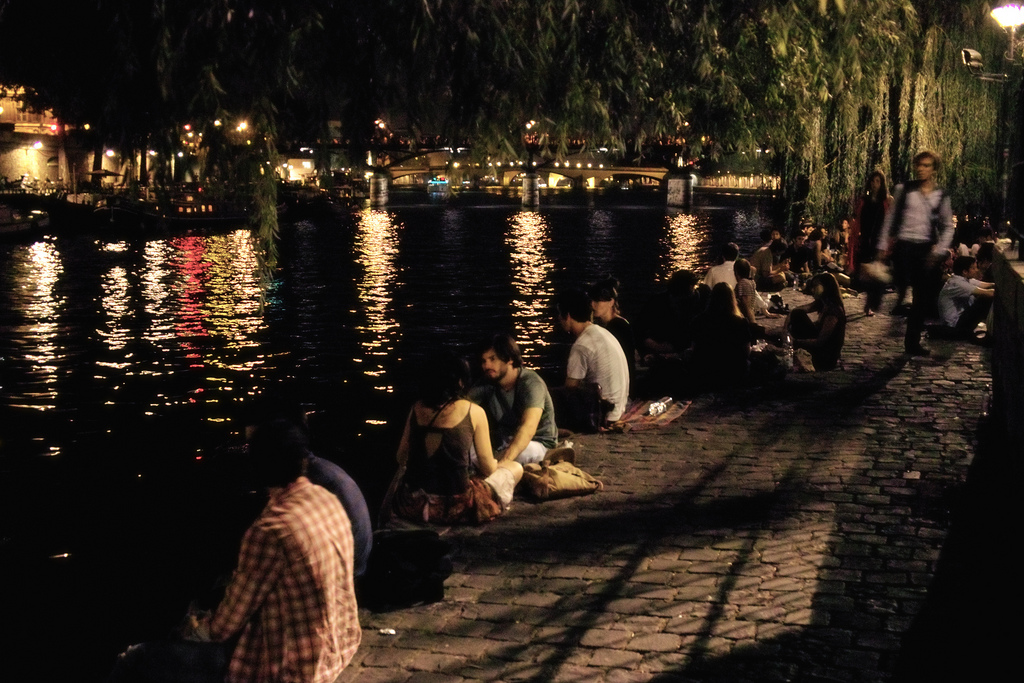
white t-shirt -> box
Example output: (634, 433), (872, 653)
(567, 324), (630, 421)
(704, 261), (737, 289)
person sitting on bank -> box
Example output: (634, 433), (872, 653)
(241, 399), (373, 579)
(975, 242), (995, 282)
(109, 419), (362, 683)
(936, 256), (994, 339)
(553, 288), (630, 429)
(703, 242), (740, 289)
(469, 334), (561, 465)
(786, 272), (847, 371)
(969, 226), (995, 257)
(733, 258), (763, 328)
(636, 269), (708, 362)
(749, 229), (787, 291)
(588, 276), (637, 383)
(688, 282), (752, 390)
(381, 351), (523, 526)
(785, 231), (814, 280)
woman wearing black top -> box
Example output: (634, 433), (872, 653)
(588, 277), (637, 385)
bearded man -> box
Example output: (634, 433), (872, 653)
(469, 334), (561, 464)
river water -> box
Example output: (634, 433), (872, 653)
(0, 199), (767, 679)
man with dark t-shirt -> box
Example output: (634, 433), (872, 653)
(469, 334), (560, 464)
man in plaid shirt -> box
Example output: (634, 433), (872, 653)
(109, 420), (361, 682)
(210, 419), (361, 682)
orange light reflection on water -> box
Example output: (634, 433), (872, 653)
(17, 241), (64, 410)
(354, 209), (401, 392)
(507, 211), (554, 364)
(660, 212), (706, 277)
(100, 265), (131, 352)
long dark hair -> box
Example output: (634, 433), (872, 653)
(808, 273), (845, 314)
(706, 282), (742, 320)
(864, 170), (888, 201)
(415, 350), (470, 409)
(588, 276), (621, 316)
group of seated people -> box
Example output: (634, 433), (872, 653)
(378, 254), (842, 529)
(381, 300), (631, 526)
(626, 239), (848, 392)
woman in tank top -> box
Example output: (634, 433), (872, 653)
(382, 351), (523, 525)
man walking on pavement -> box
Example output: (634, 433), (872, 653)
(877, 151), (955, 355)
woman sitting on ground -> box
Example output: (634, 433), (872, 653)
(688, 282), (752, 390)
(787, 272), (847, 371)
(381, 351), (523, 525)
(588, 276), (637, 383)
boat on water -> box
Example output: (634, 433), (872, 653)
(0, 203), (50, 237)
(97, 188), (250, 230)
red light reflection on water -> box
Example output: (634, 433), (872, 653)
(171, 235), (212, 341)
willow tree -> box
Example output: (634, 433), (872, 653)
(392, 1), (1006, 227)
(673, 0), (1007, 227)
(4, 0), (1009, 238)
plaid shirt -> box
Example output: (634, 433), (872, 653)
(211, 477), (361, 683)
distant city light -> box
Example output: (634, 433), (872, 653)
(32, 141), (42, 149)
(105, 149), (114, 157)
(236, 121), (248, 132)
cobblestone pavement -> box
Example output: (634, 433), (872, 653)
(341, 289), (1001, 683)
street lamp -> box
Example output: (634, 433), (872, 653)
(990, 5), (1024, 250)
(991, 4), (1024, 39)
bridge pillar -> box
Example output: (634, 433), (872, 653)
(369, 171), (390, 207)
(666, 174), (692, 209)
(522, 173), (540, 206)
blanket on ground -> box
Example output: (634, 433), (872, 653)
(608, 397), (691, 432)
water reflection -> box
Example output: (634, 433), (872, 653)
(661, 212), (706, 276)
(507, 211), (554, 362)
(15, 240), (64, 410)
(100, 265), (131, 352)
(142, 240), (176, 345)
(354, 209), (401, 392)
(170, 235), (213, 344)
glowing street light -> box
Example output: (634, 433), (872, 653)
(991, 4), (1024, 30)
(987, 5), (1024, 245)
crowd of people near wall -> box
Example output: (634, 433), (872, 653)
(106, 149), (1003, 683)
